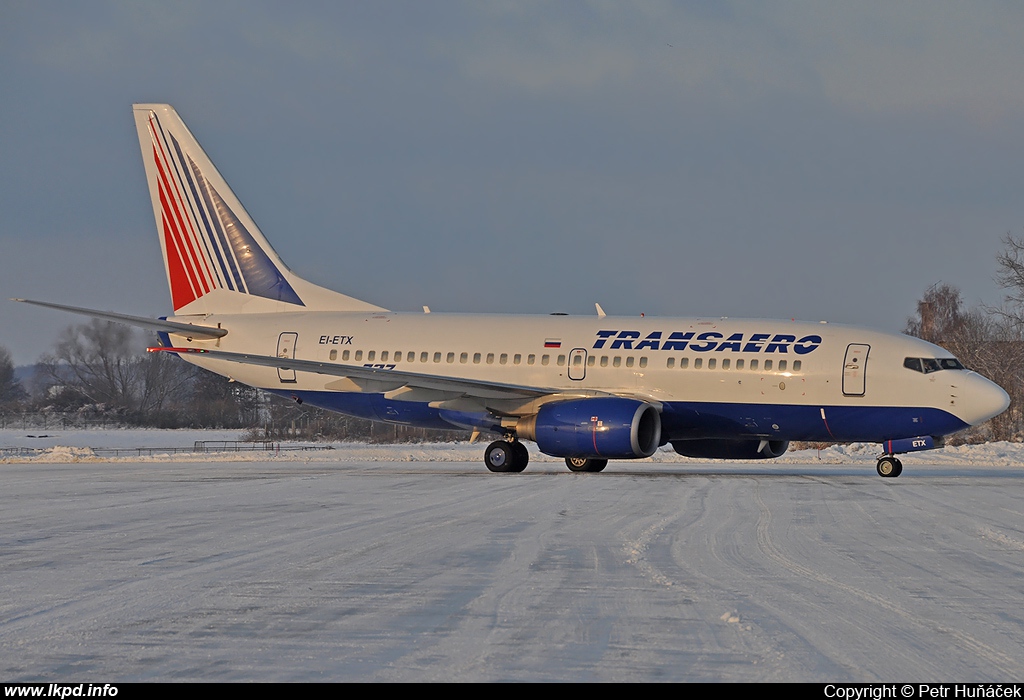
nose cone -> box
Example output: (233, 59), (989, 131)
(960, 372), (1011, 426)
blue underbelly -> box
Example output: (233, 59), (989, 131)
(271, 390), (969, 442)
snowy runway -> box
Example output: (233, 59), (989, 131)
(1, 443), (1023, 681)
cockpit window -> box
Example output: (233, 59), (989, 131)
(903, 357), (965, 373)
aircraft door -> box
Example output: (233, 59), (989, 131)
(842, 343), (869, 396)
(277, 332), (298, 383)
(568, 348), (587, 381)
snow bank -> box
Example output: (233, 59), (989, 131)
(1, 428), (1022, 465)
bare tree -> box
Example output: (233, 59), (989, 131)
(0, 346), (27, 406)
(994, 233), (1024, 331)
(38, 320), (192, 417)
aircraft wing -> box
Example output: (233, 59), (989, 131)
(12, 299), (227, 339)
(150, 346), (566, 400)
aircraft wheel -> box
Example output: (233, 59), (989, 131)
(876, 456), (902, 478)
(565, 456), (608, 473)
(485, 441), (514, 472)
(509, 441), (530, 473)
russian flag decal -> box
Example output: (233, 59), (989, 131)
(544, 338), (562, 348)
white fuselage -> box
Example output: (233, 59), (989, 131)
(166, 311), (1006, 443)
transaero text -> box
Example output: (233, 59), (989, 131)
(594, 330), (823, 354)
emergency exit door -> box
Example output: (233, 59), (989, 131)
(277, 332), (298, 383)
(568, 348), (587, 381)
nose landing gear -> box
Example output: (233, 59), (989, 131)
(876, 455), (903, 478)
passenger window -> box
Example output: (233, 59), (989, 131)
(600, 356), (608, 367)
(355, 350), (363, 361)
(329, 349), (338, 361)
(368, 351), (376, 361)
(722, 359), (730, 370)
(735, 358), (743, 370)
(694, 358), (702, 369)
(573, 355), (582, 366)
(639, 357), (648, 368)
(679, 358), (689, 369)
(764, 360), (773, 371)
(541, 355), (550, 366)
(433, 352), (441, 363)
(626, 357), (635, 368)
(513, 354), (521, 365)
(667, 357), (675, 369)
(613, 357), (621, 367)
(408, 352), (415, 362)
(778, 360), (787, 371)
(528, 354), (536, 365)
(749, 359), (758, 371)
(500, 353), (508, 365)
(557, 355), (566, 366)
(380, 351), (388, 362)
(793, 360), (801, 371)
(446, 352), (455, 363)
(460, 352), (468, 363)
(473, 353), (481, 364)
(487, 353), (495, 364)
(342, 350), (350, 361)
(708, 358), (716, 370)
(587, 355), (595, 367)
(419, 352), (427, 363)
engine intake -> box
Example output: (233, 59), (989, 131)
(517, 398), (661, 459)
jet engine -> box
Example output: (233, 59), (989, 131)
(671, 438), (789, 460)
(516, 398), (661, 459)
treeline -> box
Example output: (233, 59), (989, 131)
(0, 321), (466, 442)
(899, 233), (1024, 442)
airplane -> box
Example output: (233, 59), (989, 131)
(14, 104), (1011, 477)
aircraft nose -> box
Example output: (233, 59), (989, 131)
(960, 372), (1010, 426)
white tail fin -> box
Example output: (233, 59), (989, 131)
(133, 104), (385, 315)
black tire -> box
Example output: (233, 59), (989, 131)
(565, 456), (608, 473)
(485, 441), (514, 472)
(876, 456), (900, 478)
(509, 441), (530, 473)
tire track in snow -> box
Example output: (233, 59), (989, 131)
(750, 486), (1021, 677)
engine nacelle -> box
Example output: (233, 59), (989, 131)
(516, 398), (661, 459)
(671, 438), (789, 460)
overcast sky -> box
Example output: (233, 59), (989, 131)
(3, 1), (1024, 365)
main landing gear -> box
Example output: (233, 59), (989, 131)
(484, 440), (530, 473)
(565, 456), (608, 473)
(876, 455), (903, 478)
(482, 440), (610, 473)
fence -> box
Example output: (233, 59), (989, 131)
(0, 440), (334, 459)
(0, 411), (129, 430)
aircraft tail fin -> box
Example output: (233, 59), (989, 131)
(133, 104), (385, 316)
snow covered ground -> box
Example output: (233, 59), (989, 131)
(1, 429), (1023, 681)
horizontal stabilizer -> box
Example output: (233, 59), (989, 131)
(11, 298), (227, 339)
